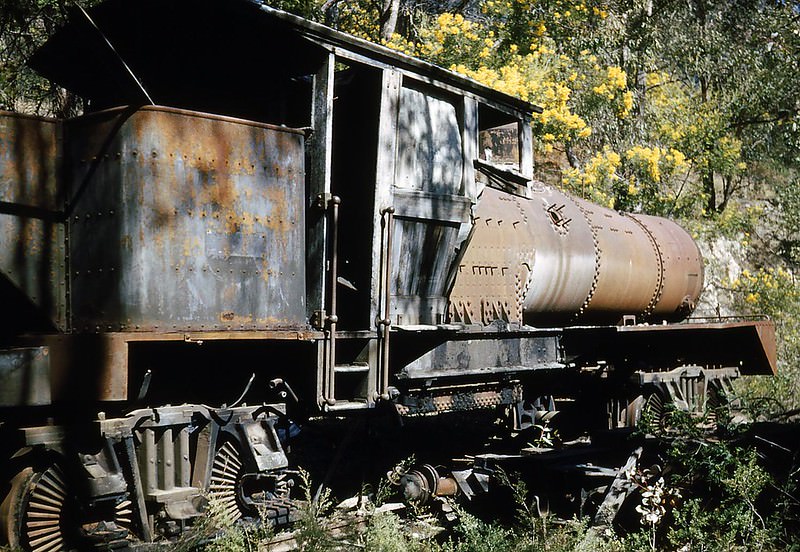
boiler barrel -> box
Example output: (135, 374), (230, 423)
(568, 197), (703, 324)
(448, 185), (704, 327)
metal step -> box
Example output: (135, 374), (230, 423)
(333, 362), (370, 373)
(324, 399), (371, 412)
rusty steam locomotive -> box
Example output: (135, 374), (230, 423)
(0, 0), (776, 549)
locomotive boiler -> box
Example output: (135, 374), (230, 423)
(0, 0), (776, 549)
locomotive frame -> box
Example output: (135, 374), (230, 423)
(0, 0), (776, 549)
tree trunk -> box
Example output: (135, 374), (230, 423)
(703, 171), (716, 214)
(379, 0), (400, 41)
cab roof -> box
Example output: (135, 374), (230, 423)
(31, 0), (539, 119)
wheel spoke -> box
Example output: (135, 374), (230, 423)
(208, 441), (245, 523)
(27, 511), (61, 519)
(27, 526), (61, 538)
(28, 530), (61, 547)
(26, 520), (60, 528)
(39, 471), (66, 495)
(31, 535), (63, 552)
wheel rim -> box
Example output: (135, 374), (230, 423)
(2, 463), (132, 552)
(208, 441), (245, 524)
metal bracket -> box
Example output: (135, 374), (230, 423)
(311, 310), (326, 330)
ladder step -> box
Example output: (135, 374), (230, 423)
(324, 399), (370, 412)
(333, 363), (370, 373)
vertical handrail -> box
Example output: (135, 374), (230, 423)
(376, 207), (395, 401)
(323, 196), (341, 406)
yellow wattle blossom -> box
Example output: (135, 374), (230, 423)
(625, 145), (688, 183)
(562, 147), (622, 207)
(606, 66), (627, 89)
(620, 90), (634, 117)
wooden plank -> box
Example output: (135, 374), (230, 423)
(369, 69), (402, 329)
(392, 190), (472, 224)
(462, 97), (479, 201)
(306, 52), (336, 319)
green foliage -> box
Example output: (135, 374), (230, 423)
(460, 471), (629, 552)
(265, 0), (323, 20)
(775, 176), (800, 267)
(198, 520), (274, 552)
(634, 407), (799, 551)
(0, 0), (97, 116)
(359, 510), (437, 552)
(293, 467), (340, 551)
(173, 492), (273, 552)
(180, 438), (799, 552)
(442, 508), (513, 552)
(492, 467), (545, 534)
(724, 263), (800, 416)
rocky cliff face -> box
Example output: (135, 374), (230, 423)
(695, 235), (750, 319)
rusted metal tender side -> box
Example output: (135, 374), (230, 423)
(0, 112), (65, 408)
(0, 112), (65, 336)
(1, 105), (311, 407)
(66, 105), (306, 333)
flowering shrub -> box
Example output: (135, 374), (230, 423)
(561, 147), (620, 206)
(725, 265), (800, 415)
(332, 0), (381, 40)
(559, 144), (698, 215)
(727, 267), (797, 312)
(646, 72), (748, 184)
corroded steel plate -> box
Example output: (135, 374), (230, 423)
(66, 106), (307, 332)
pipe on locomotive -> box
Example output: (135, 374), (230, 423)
(449, 183), (704, 327)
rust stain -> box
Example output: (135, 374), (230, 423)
(182, 236), (202, 258)
(0, 112), (59, 209)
